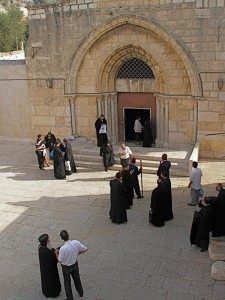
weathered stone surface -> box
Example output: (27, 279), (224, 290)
(209, 240), (225, 262)
(211, 261), (225, 281)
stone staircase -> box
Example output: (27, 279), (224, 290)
(70, 137), (193, 176)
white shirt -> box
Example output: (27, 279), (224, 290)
(58, 240), (87, 266)
(134, 119), (142, 133)
(190, 167), (202, 190)
(117, 146), (132, 159)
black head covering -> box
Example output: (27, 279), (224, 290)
(38, 234), (49, 246)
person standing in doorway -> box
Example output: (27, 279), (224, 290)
(142, 120), (153, 147)
(188, 161), (202, 206)
(134, 116), (143, 145)
(56, 230), (88, 299)
(95, 114), (108, 147)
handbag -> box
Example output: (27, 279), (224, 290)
(149, 209), (153, 223)
(99, 124), (107, 134)
(65, 160), (71, 171)
(49, 150), (54, 158)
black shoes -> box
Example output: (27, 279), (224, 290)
(137, 195), (144, 199)
(188, 203), (196, 206)
(200, 248), (208, 252)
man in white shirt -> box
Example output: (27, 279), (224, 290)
(56, 230), (88, 299)
(134, 116), (143, 145)
(188, 161), (202, 206)
(117, 142), (132, 166)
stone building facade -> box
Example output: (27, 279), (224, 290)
(25, 0), (225, 158)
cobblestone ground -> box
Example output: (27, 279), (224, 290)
(0, 141), (225, 300)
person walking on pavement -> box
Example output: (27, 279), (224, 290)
(188, 161), (202, 206)
(56, 230), (88, 299)
(134, 116), (143, 145)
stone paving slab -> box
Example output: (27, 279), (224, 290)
(0, 140), (225, 300)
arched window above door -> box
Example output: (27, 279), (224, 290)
(116, 58), (155, 79)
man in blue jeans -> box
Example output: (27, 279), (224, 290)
(56, 230), (88, 300)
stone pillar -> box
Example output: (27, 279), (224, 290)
(69, 97), (76, 136)
(97, 96), (101, 117)
(163, 99), (169, 147)
(193, 101), (198, 142)
(155, 97), (160, 147)
(110, 93), (117, 144)
(114, 93), (119, 143)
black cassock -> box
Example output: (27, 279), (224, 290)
(190, 205), (213, 251)
(143, 121), (153, 147)
(95, 117), (108, 147)
(109, 179), (127, 224)
(150, 184), (166, 227)
(100, 144), (115, 170)
(65, 142), (77, 173)
(38, 246), (61, 298)
(161, 177), (174, 221)
(53, 146), (66, 179)
(121, 170), (134, 208)
(157, 160), (171, 177)
(211, 189), (225, 237)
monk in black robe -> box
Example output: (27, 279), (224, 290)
(121, 164), (134, 208)
(95, 114), (108, 147)
(143, 120), (153, 147)
(160, 170), (174, 221)
(100, 141), (115, 171)
(157, 153), (171, 178)
(63, 138), (77, 174)
(53, 140), (66, 179)
(38, 234), (61, 298)
(109, 172), (128, 224)
(150, 179), (166, 227)
(190, 183), (225, 252)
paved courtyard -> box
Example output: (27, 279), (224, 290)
(0, 140), (225, 300)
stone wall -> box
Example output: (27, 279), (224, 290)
(25, 0), (225, 156)
(0, 60), (32, 140)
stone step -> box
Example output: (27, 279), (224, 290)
(209, 240), (225, 261)
(211, 261), (225, 281)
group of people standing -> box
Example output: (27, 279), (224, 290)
(35, 132), (77, 179)
(38, 230), (87, 299)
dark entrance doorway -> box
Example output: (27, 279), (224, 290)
(124, 108), (150, 141)
(118, 93), (156, 143)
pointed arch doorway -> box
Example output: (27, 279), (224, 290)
(117, 92), (156, 143)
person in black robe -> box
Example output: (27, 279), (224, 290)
(53, 140), (66, 179)
(63, 138), (77, 174)
(38, 234), (61, 298)
(129, 157), (144, 199)
(95, 114), (108, 147)
(157, 153), (171, 178)
(121, 164), (134, 209)
(44, 132), (56, 160)
(100, 141), (115, 172)
(210, 183), (225, 237)
(143, 120), (153, 147)
(150, 179), (166, 227)
(160, 170), (174, 221)
(109, 172), (128, 224)
(190, 183), (225, 252)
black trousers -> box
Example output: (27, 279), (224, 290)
(36, 151), (44, 169)
(62, 262), (83, 300)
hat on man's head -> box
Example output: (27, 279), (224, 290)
(38, 234), (49, 244)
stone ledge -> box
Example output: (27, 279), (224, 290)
(209, 240), (225, 261)
(211, 261), (225, 281)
